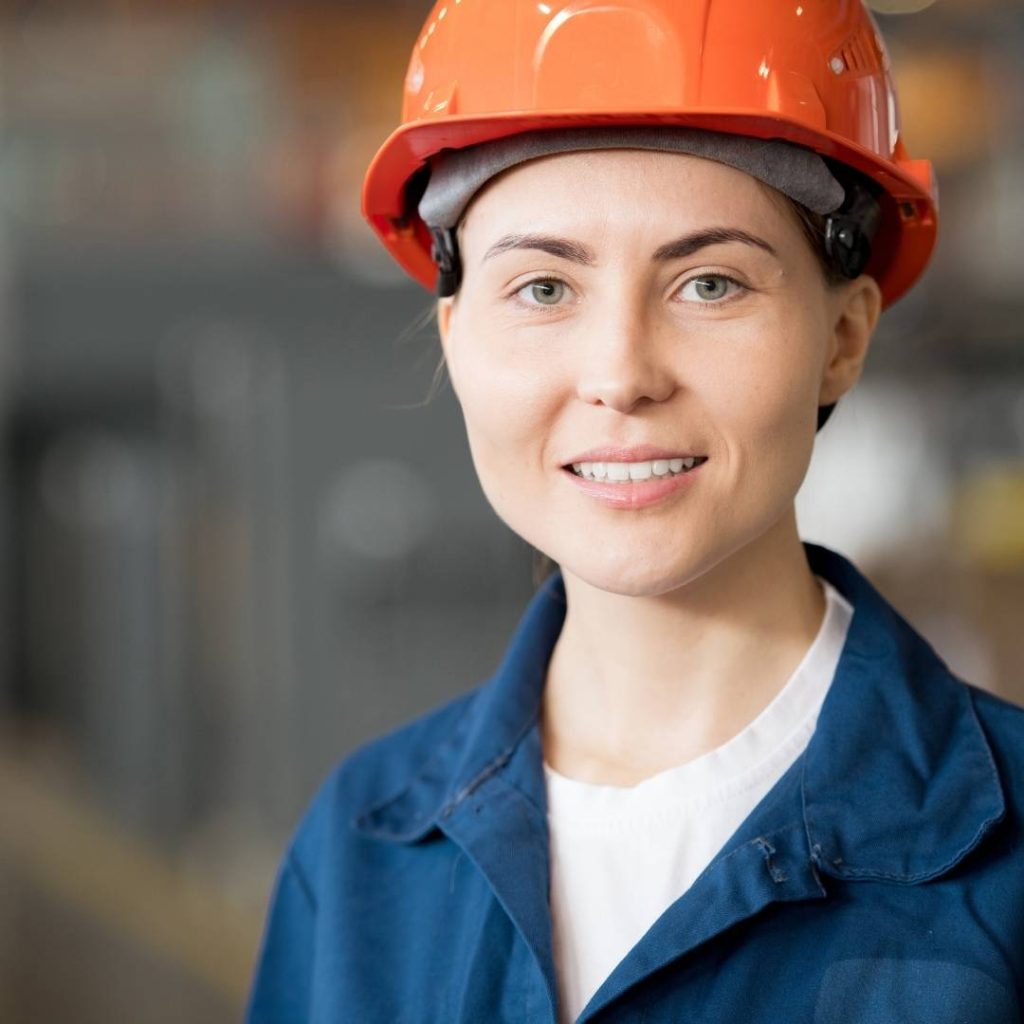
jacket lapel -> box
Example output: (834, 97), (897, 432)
(800, 543), (1005, 884)
(438, 725), (559, 1019)
(576, 759), (827, 1021)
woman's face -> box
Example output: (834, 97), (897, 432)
(437, 149), (879, 596)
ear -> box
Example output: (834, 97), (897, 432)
(436, 296), (455, 360)
(434, 296), (461, 400)
(818, 274), (883, 407)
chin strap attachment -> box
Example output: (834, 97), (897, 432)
(430, 181), (880, 295)
(824, 181), (882, 279)
(430, 227), (462, 297)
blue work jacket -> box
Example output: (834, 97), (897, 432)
(246, 543), (1024, 1023)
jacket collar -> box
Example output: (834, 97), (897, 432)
(352, 567), (563, 842)
(353, 543), (1005, 884)
(799, 544), (1005, 882)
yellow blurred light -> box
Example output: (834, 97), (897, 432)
(954, 464), (1024, 571)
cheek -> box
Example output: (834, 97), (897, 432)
(705, 309), (822, 417)
(447, 325), (565, 491)
(696, 312), (823, 483)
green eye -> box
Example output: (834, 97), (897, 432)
(693, 275), (730, 301)
(676, 273), (745, 304)
(696, 276), (729, 299)
(523, 279), (565, 305)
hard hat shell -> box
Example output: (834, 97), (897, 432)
(362, 0), (938, 309)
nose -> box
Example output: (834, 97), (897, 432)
(575, 301), (677, 413)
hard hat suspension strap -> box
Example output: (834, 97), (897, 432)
(824, 180), (882, 280)
(430, 227), (462, 298)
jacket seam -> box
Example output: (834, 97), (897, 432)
(445, 745), (515, 813)
(352, 695), (478, 827)
(443, 703), (547, 816)
(286, 848), (318, 913)
(711, 822), (806, 872)
(965, 682), (1009, 820)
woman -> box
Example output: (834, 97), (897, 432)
(247, 2), (1024, 1021)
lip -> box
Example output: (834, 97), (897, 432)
(560, 457), (707, 510)
(561, 444), (706, 466)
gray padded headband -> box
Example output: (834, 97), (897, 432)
(418, 126), (847, 230)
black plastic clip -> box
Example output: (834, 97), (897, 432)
(429, 226), (462, 297)
(824, 182), (882, 280)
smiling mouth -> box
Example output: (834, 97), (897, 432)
(566, 457), (708, 482)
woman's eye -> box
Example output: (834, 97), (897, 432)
(515, 279), (568, 306)
(677, 274), (743, 303)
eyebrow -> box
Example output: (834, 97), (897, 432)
(481, 228), (778, 265)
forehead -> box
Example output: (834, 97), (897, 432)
(459, 148), (788, 242)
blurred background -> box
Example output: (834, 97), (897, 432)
(0, 0), (1021, 1020)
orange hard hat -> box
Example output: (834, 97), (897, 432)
(362, 0), (938, 309)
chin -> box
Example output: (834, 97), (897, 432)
(551, 541), (708, 598)
(545, 513), (780, 599)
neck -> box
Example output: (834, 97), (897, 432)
(540, 509), (826, 786)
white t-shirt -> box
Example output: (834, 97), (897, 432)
(543, 577), (854, 1024)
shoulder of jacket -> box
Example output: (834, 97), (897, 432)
(967, 681), (1024, 741)
(287, 685), (482, 880)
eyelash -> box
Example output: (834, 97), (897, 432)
(508, 272), (748, 310)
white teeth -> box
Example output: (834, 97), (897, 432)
(571, 458), (705, 482)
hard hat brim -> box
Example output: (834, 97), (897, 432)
(362, 109), (937, 309)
